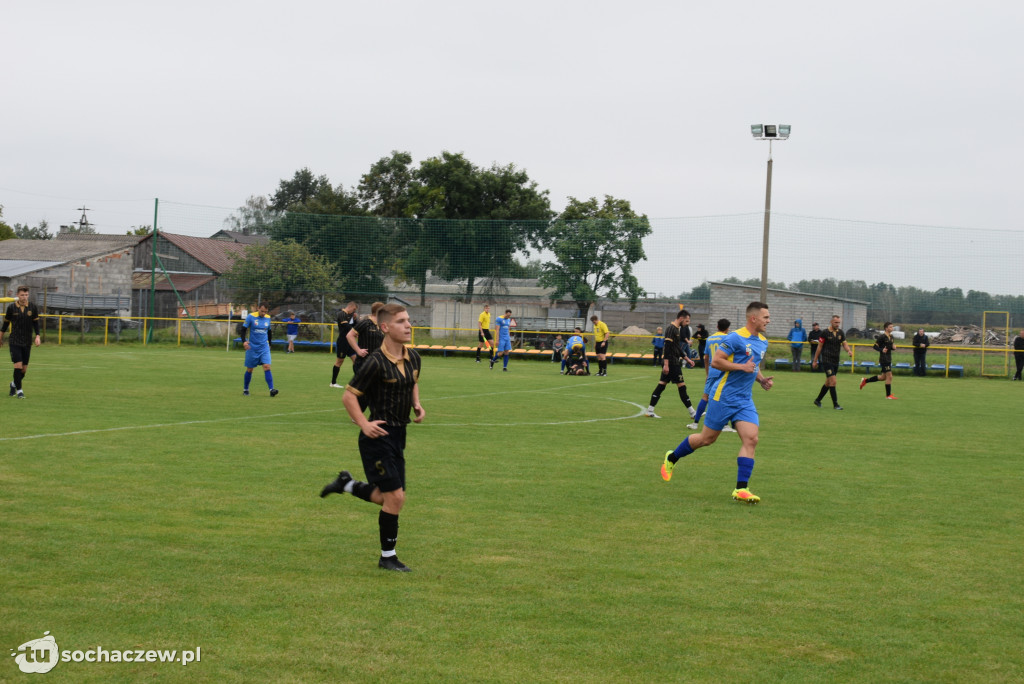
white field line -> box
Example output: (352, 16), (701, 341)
(1, 375), (652, 442)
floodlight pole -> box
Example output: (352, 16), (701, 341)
(761, 142), (773, 305)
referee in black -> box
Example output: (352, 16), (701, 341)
(320, 303), (425, 572)
(1, 286), (42, 399)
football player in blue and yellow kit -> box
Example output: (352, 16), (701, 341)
(490, 309), (514, 371)
(660, 302), (774, 504)
(687, 318), (735, 432)
(241, 302), (278, 397)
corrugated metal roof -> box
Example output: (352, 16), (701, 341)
(0, 259), (65, 278)
(131, 272), (217, 292)
(141, 233), (249, 274)
(0, 239), (132, 262)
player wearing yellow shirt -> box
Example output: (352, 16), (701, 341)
(590, 315), (611, 376)
(476, 304), (493, 363)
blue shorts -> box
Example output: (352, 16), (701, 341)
(496, 338), (512, 353)
(703, 374), (718, 397)
(245, 347), (272, 368)
(704, 400), (759, 431)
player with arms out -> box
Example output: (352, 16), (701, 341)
(1, 285), (42, 399)
(240, 302), (278, 397)
(660, 302), (774, 504)
(319, 304), (425, 572)
(860, 322), (898, 399)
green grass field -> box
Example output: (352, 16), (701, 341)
(2, 346), (1022, 682)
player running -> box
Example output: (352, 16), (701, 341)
(660, 302), (774, 504)
(860, 322), (898, 399)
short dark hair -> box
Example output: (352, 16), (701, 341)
(371, 301), (386, 315)
(590, 315), (598, 322)
(505, 309), (512, 315)
(717, 318), (730, 332)
(746, 301), (768, 314)
(17, 285), (29, 294)
(676, 309), (690, 320)
(377, 303), (407, 325)
(883, 321), (893, 328)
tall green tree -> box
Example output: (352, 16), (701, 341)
(407, 151), (553, 303)
(223, 240), (335, 305)
(538, 195), (651, 314)
(358, 151), (415, 218)
(14, 219), (54, 239)
(224, 195), (280, 235)
(268, 168), (332, 212)
(268, 181), (389, 297)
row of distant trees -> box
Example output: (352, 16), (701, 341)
(681, 278), (1024, 326)
(221, 151), (651, 312)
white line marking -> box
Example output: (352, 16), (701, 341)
(1, 375), (652, 441)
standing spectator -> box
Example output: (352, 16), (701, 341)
(860, 322), (898, 399)
(652, 327), (665, 366)
(331, 302), (358, 388)
(812, 315), (853, 410)
(319, 303), (425, 572)
(787, 319), (808, 371)
(241, 302), (278, 397)
(475, 304), (493, 363)
(912, 328), (930, 376)
(591, 315), (610, 376)
(283, 311), (301, 353)
(1, 285), (42, 399)
(1013, 330), (1024, 381)
(808, 322), (822, 372)
(551, 334), (565, 363)
(693, 324), (709, 368)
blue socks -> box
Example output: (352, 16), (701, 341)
(737, 457), (755, 485)
(265, 370), (274, 389)
(243, 371), (252, 390)
(503, 356), (509, 369)
(694, 398), (707, 422)
(670, 436), (695, 462)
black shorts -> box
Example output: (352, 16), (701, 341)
(879, 363), (892, 373)
(9, 344), (31, 366)
(336, 338), (354, 359)
(659, 362), (683, 384)
(359, 425), (407, 493)
(822, 362), (839, 377)
(478, 330), (493, 344)
(595, 341), (608, 354)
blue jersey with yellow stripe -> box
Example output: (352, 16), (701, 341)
(244, 313), (272, 351)
(702, 331), (728, 389)
(708, 327), (767, 404)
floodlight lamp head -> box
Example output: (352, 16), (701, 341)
(751, 124), (791, 141)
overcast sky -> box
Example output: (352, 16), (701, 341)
(4, 2), (1023, 295)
